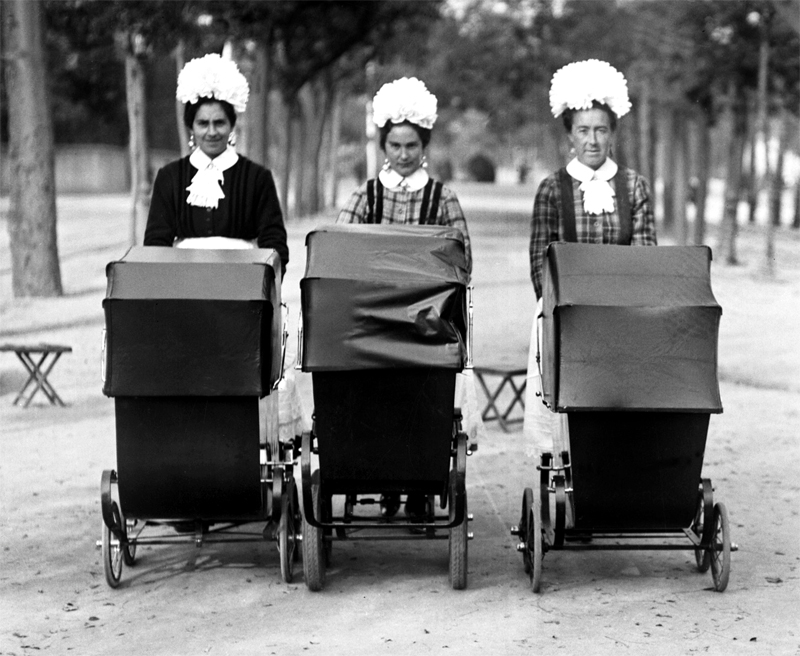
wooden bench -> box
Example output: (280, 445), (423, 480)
(473, 366), (526, 432)
(0, 343), (72, 407)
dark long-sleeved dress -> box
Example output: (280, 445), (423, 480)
(144, 155), (289, 274)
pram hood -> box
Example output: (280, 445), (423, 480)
(301, 224), (468, 371)
(103, 246), (282, 397)
(541, 243), (723, 413)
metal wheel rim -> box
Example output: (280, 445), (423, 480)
(710, 503), (731, 592)
(530, 490), (543, 593)
(279, 490), (296, 583)
(692, 492), (711, 572)
(102, 516), (123, 588)
(521, 488), (532, 574)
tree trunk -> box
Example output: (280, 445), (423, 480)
(280, 95), (294, 220)
(660, 106), (675, 237)
(671, 106), (688, 245)
(3, 0), (62, 297)
(693, 113), (711, 246)
(327, 87), (342, 209)
(717, 87), (747, 266)
(769, 108), (789, 227)
(243, 42), (269, 166)
(746, 109), (758, 224)
(793, 180), (800, 230)
(755, 15), (772, 276)
(125, 46), (151, 246)
(174, 40), (188, 157)
(365, 61), (378, 180)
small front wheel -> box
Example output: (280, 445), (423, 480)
(710, 502), (731, 592)
(692, 480), (713, 572)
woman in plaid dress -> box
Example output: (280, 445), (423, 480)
(337, 78), (476, 522)
(337, 77), (472, 274)
(524, 61), (658, 503)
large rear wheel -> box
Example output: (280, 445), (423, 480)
(102, 508), (123, 588)
(279, 478), (299, 583)
(302, 473), (325, 591)
(529, 489), (543, 593)
(710, 502), (731, 592)
(520, 488), (533, 574)
(448, 472), (468, 590)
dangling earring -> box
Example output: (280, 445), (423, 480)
(421, 155), (428, 169)
(381, 158), (391, 172)
(188, 134), (196, 150)
(228, 131), (236, 147)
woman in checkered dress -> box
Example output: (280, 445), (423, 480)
(337, 78), (472, 275)
(336, 78), (477, 521)
(524, 60), (658, 488)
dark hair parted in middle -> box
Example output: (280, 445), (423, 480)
(183, 98), (237, 129)
(379, 120), (432, 150)
(561, 101), (617, 132)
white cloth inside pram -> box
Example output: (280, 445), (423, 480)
(175, 236), (256, 249)
(456, 369), (487, 445)
(523, 297), (571, 462)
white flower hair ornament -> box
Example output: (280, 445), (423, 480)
(549, 59), (631, 120)
(176, 53), (249, 114)
(372, 77), (438, 130)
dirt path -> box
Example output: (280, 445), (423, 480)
(1, 190), (798, 655)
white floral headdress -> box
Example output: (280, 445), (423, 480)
(549, 59), (631, 120)
(176, 53), (249, 113)
(372, 77), (438, 130)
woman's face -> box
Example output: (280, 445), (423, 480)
(191, 102), (232, 158)
(568, 108), (614, 170)
(384, 124), (425, 177)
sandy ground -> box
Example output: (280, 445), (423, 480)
(1, 186), (799, 655)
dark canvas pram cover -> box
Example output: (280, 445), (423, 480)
(300, 224), (469, 371)
(102, 246), (281, 397)
(540, 243), (722, 413)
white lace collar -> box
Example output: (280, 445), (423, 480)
(186, 146), (239, 209)
(566, 157), (618, 215)
(378, 167), (429, 192)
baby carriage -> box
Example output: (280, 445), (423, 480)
(297, 224), (474, 590)
(512, 243), (736, 592)
(99, 247), (299, 587)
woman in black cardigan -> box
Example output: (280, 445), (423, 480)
(144, 53), (288, 276)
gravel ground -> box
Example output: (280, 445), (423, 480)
(1, 187), (798, 655)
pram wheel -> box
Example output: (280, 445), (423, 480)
(279, 477), (300, 583)
(101, 513), (123, 588)
(519, 488), (532, 574)
(122, 520), (137, 566)
(302, 471), (326, 591)
(692, 479), (713, 572)
(526, 488), (543, 592)
(710, 502), (731, 592)
(448, 471), (468, 590)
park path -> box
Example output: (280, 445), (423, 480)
(1, 188), (798, 655)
